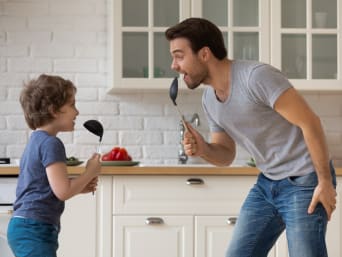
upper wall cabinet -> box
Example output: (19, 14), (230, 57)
(108, 0), (190, 92)
(108, 0), (341, 92)
(191, 0), (270, 63)
(271, 0), (342, 90)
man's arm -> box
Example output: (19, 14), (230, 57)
(274, 87), (337, 220)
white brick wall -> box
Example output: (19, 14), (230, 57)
(1, 0), (342, 166)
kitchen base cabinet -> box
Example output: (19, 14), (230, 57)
(58, 193), (97, 257)
(109, 175), (341, 257)
(326, 177), (342, 256)
(195, 216), (234, 257)
(112, 175), (254, 257)
(114, 216), (193, 257)
(196, 216), (285, 257)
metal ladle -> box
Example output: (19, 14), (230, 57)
(83, 120), (104, 153)
(169, 77), (188, 132)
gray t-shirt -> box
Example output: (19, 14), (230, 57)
(203, 60), (314, 180)
(13, 130), (66, 227)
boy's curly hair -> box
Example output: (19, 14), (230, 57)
(20, 74), (77, 130)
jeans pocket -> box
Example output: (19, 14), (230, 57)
(287, 171), (318, 187)
(287, 161), (337, 188)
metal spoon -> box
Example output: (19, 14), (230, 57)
(169, 77), (188, 132)
(83, 120), (104, 153)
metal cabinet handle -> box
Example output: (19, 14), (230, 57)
(145, 217), (164, 225)
(226, 217), (237, 225)
(186, 178), (204, 185)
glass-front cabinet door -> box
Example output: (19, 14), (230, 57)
(192, 0), (270, 62)
(271, 0), (341, 90)
(109, 0), (341, 92)
(109, 0), (190, 92)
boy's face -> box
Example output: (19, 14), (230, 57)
(53, 92), (79, 132)
(169, 37), (208, 90)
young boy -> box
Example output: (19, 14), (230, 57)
(7, 74), (101, 257)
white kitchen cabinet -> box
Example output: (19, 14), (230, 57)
(114, 215), (193, 257)
(195, 216), (236, 257)
(109, 175), (341, 257)
(57, 175), (341, 257)
(112, 175), (252, 257)
(326, 176), (342, 256)
(58, 192), (97, 257)
(108, 0), (189, 92)
(111, 175), (286, 257)
(108, 0), (341, 92)
(271, 0), (342, 90)
(195, 216), (290, 257)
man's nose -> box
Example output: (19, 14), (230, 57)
(171, 60), (179, 71)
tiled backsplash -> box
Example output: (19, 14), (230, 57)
(1, 0), (342, 166)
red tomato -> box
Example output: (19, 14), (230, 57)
(115, 148), (129, 161)
(101, 152), (111, 161)
(110, 147), (120, 160)
(127, 154), (132, 161)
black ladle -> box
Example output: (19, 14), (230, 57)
(169, 77), (188, 131)
(83, 120), (104, 153)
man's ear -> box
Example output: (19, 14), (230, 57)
(199, 46), (211, 62)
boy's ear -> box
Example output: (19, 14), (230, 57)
(48, 105), (58, 117)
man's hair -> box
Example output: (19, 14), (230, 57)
(20, 74), (77, 130)
(165, 17), (227, 60)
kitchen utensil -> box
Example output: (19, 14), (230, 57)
(83, 120), (104, 153)
(169, 77), (188, 132)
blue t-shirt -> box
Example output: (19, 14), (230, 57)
(203, 60), (314, 180)
(13, 130), (66, 227)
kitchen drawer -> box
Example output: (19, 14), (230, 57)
(113, 175), (256, 214)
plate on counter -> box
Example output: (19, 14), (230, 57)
(66, 160), (84, 166)
(101, 161), (139, 166)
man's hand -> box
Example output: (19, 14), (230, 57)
(308, 180), (337, 220)
(182, 123), (206, 157)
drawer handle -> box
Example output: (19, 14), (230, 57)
(186, 178), (204, 185)
(145, 217), (164, 225)
(226, 217), (237, 225)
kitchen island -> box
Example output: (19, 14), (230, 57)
(1, 165), (341, 257)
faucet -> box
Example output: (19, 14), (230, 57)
(178, 113), (200, 164)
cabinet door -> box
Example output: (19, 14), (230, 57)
(195, 215), (236, 257)
(108, 0), (190, 92)
(192, 0), (270, 63)
(113, 216), (193, 257)
(326, 177), (342, 256)
(196, 216), (282, 257)
(271, 0), (342, 89)
(57, 193), (97, 257)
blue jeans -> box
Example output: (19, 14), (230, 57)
(7, 217), (59, 257)
(226, 164), (336, 257)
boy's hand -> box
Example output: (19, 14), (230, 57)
(81, 177), (98, 193)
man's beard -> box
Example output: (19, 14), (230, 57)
(185, 75), (205, 90)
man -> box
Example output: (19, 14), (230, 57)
(165, 17), (337, 257)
